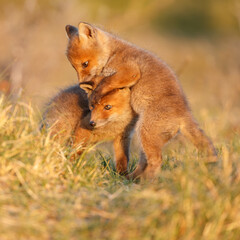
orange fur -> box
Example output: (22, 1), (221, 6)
(42, 85), (137, 175)
(65, 23), (217, 179)
(0, 80), (11, 95)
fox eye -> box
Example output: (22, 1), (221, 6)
(82, 61), (89, 69)
(104, 105), (112, 110)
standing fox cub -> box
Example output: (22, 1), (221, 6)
(42, 85), (136, 174)
(65, 22), (217, 179)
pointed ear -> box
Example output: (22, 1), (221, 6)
(65, 25), (78, 39)
(78, 22), (96, 40)
(80, 83), (93, 96)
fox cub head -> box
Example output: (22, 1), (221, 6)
(85, 88), (131, 128)
(65, 22), (110, 84)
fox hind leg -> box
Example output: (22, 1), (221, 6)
(133, 115), (179, 179)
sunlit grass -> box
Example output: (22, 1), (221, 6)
(0, 96), (239, 240)
(0, 0), (239, 238)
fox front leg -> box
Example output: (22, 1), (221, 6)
(113, 135), (132, 176)
(91, 62), (140, 104)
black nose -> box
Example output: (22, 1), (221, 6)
(89, 121), (96, 127)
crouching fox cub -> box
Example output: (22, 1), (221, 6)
(42, 85), (137, 174)
(65, 22), (217, 179)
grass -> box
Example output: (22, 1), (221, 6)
(0, 1), (239, 239)
(0, 97), (240, 240)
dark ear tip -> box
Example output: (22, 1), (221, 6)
(65, 25), (73, 33)
(65, 25), (78, 38)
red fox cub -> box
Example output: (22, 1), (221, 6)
(42, 85), (137, 174)
(65, 22), (217, 179)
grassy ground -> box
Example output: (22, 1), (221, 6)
(0, 94), (240, 240)
(0, 1), (240, 239)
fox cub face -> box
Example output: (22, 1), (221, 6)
(65, 23), (109, 84)
(87, 88), (131, 128)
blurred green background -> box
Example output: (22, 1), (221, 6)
(0, 0), (239, 134)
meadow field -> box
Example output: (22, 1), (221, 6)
(0, 0), (240, 239)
